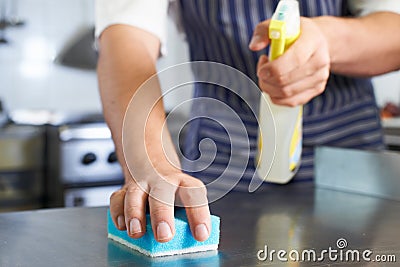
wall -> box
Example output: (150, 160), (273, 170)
(0, 0), (100, 113)
(0, 0), (191, 114)
(373, 72), (400, 107)
(0, 0), (398, 115)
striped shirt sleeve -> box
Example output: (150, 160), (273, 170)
(95, 0), (169, 55)
(348, 0), (400, 16)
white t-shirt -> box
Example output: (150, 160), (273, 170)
(95, 0), (400, 54)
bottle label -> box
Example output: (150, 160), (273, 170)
(256, 131), (263, 168)
(289, 108), (302, 171)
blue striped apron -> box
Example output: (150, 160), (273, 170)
(177, 0), (384, 190)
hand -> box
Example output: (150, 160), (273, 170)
(249, 17), (331, 107)
(109, 168), (211, 243)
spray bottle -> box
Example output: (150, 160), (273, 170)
(256, 0), (302, 184)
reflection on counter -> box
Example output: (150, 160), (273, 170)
(0, 183), (399, 266)
(107, 241), (220, 267)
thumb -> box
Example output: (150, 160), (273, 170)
(249, 19), (271, 51)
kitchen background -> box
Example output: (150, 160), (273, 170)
(1, 0), (399, 212)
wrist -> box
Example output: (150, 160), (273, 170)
(312, 16), (359, 73)
(122, 156), (183, 183)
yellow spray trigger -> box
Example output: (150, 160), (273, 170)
(269, 20), (287, 61)
(268, 0), (301, 61)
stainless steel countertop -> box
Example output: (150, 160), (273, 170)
(1, 182), (399, 266)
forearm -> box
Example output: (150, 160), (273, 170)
(97, 25), (180, 183)
(98, 24), (210, 243)
(314, 12), (400, 76)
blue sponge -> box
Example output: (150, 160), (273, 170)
(107, 209), (220, 257)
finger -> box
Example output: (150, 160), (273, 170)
(186, 206), (211, 242)
(176, 174), (209, 207)
(257, 54), (269, 72)
(177, 176), (211, 242)
(270, 81), (326, 107)
(249, 20), (271, 51)
(148, 182), (177, 243)
(261, 19), (326, 78)
(259, 66), (330, 98)
(258, 45), (330, 87)
(124, 183), (148, 238)
(109, 188), (127, 231)
(256, 55), (270, 92)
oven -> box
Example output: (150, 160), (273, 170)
(46, 122), (124, 208)
(0, 124), (45, 212)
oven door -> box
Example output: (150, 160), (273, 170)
(64, 185), (121, 207)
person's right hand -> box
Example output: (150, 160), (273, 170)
(109, 168), (211, 243)
(249, 17), (331, 107)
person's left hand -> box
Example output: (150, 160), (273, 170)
(249, 17), (331, 107)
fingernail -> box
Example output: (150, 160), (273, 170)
(130, 218), (142, 235)
(157, 221), (172, 241)
(117, 215), (125, 229)
(195, 224), (209, 241)
(249, 35), (261, 48)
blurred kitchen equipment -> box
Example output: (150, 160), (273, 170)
(0, 124), (45, 212)
(0, 99), (8, 127)
(315, 146), (400, 201)
(56, 26), (98, 69)
(46, 119), (123, 208)
(0, 0), (25, 44)
(6, 109), (185, 208)
(10, 109), (103, 126)
(7, 0), (25, 27)
(7, 110), (123, 208)
(0, 0), (8, 44)
(382, 118), (400, 151)
(381, 102), (400, 119)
